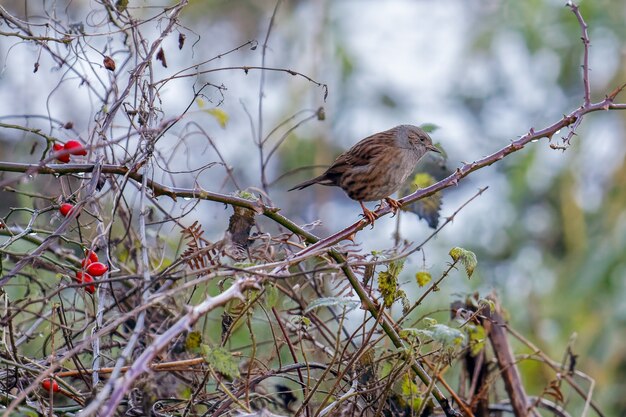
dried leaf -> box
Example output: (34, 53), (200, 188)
(103, 56), (116, 71)
(156, 47), (167, 68)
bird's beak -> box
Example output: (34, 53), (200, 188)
(428, 144), (441, 153)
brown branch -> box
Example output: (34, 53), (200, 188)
(566, 1), (591, 106)
(288, 95), (626, 260)
(96, 277), (261, 417)
(481, 296), (540, 417)
(55, 357), (207, 378)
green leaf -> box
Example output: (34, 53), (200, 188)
(203, 108), (229, 128)
(415, 271), (432, 287)
(304, 297), (360, 314)
(265, 282), (279, 309)
(378, 361), (394, 380)
(235, 190), (257, 201)
(449, 247), (477, 278)
(400, 374), (423, 410)
(377, 260), (405, 308)
(404, 320), (465, 347)
(399, 173), (442, 229)
(419, 123), (439, 133)
(423, 317), (438, 327)
(202, 345), (240, 379)
(289, 315), (311, 328)
(479, 298), (495, 313)
(467, 324), (486, 356)
(413, 325), (465, 347)
(180, 387), (193, 399)
(429, 324), (465, 346)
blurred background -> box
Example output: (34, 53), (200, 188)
(1, 0), (625, 413)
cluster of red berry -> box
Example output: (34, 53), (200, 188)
(41, 378), (60, 392)
(75, 250), (108, 294)
(52, 140), (87, 163)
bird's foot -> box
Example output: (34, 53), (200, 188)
(359, 202), (378, 227)
(385, 197), (403, 216)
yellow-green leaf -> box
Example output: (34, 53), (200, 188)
(400, 173), (442, 228)
(467, 324), (486, 356)
(400, 374), (422, 410)
(449, 247), (477, 278)
(115, 0), (128, 12)
(377, 260), (404, 308)
(415, 271), (431, 287)
(204, 108), (229, 128)
(185, 331), (202, 352)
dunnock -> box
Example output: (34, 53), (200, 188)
(288, 124), (440, 224)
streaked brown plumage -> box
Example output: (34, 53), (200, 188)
(288, 124), (440, 224)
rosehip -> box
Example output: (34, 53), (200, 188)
(81, 250), (99, 268)
(59, 203), (74, 217)
(75, 272), (95, 293)
(64, 140), (87, 156)
(85, 250), (99, 263)
(53, 143), (70, 163)
(75, 271), (86, 283)
(86, 262), (108, 277)
(41, 378), (59, 392)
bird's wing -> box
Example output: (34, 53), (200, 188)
(328, 133), (396, 172)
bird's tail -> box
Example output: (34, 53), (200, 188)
(288, 174), (332, 191)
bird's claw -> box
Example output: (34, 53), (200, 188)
(385, 198), (403, 217)
(359, 202), (378, 227)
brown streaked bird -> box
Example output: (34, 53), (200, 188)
(288, 124), (440, 224)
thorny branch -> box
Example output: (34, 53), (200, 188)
(0, 1), (624, 417)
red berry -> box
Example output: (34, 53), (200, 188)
(85, 250), (99, 263)
(86, 262), (108, 277)
(82, 274), (95, 293)
(64, 140), (87, 156)
(81, 250), (99, 268)
(75, 272), (95, 293)
(53, 143), (70, 163)
(41, 378), (59, 392)
(59, 203), (74, 217)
